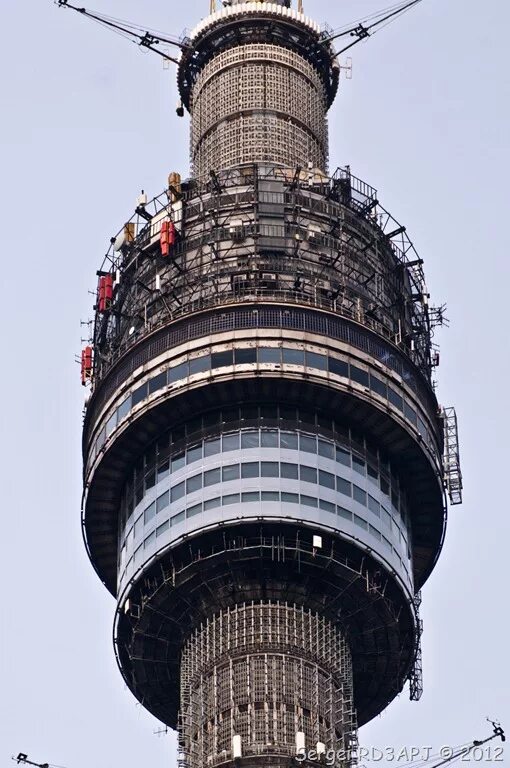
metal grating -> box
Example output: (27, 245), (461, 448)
(190, 44), (329, 177)
(180, 602), (357, 768)
(409, 591), (424, 702)
(443, 406), (463, 505)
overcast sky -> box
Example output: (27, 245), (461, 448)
(1, 1), (509, 766)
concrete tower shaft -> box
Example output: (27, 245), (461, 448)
(178, 3), (339, 176)
(81, 2), (461, 768)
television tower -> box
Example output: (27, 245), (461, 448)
(75, 1), (463, 766)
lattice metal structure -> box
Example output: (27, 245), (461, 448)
(180, 603), (355, 768)
(409, 592), (424, 702)
(190, 44), (329, 175)
(442, 406), (463, 505)
(80, 3), (462, 768)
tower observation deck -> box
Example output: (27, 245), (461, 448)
(80, 2), (462, 767)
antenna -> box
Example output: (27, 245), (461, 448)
(339, 57), (353, 80)
(12, 755), (67, 768)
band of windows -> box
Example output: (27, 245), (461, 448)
(132, 459), (408, 542)
(91, 345), (435, 464)
(118, 488), (411, 590)
(120, 425), (409, 536)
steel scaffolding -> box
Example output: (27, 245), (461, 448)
(180, 602), (357, 768)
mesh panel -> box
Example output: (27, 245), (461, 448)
(190, 44), (329, 176)
(180, 602), (357, 768)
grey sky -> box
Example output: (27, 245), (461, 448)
(1, 0), (508, 766)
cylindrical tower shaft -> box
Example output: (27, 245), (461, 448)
(178, 2), (339, 178)
(180, 603), (355, 768)
(80, 3), (456, 768)
(190, 43), (329, 175)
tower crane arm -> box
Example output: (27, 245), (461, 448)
(54, 0), (188, 64)
(326, 0), (426, 59)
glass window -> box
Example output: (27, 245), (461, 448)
(382, 535), (392, 550)
(157, 460), (170, 482)
(367, 464), (378, 484)
(336, 447), (350, 467)
(353, 514), (368, 530)
(157, 491), (169, 514)
(282, 348), (304, 365)
(280, 432), (298, 450)
(144, 502), (156, 525)
(187, 445), (202, 464)
(381, 507), (392, 528)
(223, 493), (239, 506)
(117, 396), (131, 422)
(258, 347), (281, 364)
(262, 491), (279, 502)
(281, 462), (299, 479)
(204, 467), (221, 487)
(404, 402), (418, 425)
(187, 474), (202, 494)
(301, 465), (317, 484)
(132, 383), (147, 408)
(241, 430), (259, 449)
(133, 545), (144, 565)
(235, 348), (257, 365)
(189, 355), (210, 375)
(171, 511), (185, 526)
(353, 485), (367, 505)
(350, 366), (369, 387)
(168, 362), (188, 383)
(149, 371), (167, 395)
(299, 435), (316, 454)
(204, 438), (221, 457)
(370, 374), (387, 398)
(300, 494), (318, 508)
(171, 453), (185, 473)
(222, 464), (240, 482)
(380, 477), (390, 497)
(171, 482), (185, 502)
(328, 357), (349, 377)
(242, 462), (259, 479)
(134, 514), (143, 538)
(145, 471), (156, 491)
(319, 470), (335, 489)
(368, 495), (380, 516)
(106, 411), (117, 437)
(96, 429), (107, 454)
(418, 416), (428, 437)
(352, 456), (366, 475)
(282, 492), (299, 504)
(261, 431), (278, 448)
(223, 433), (240, 452)
(187, 503), (202, 518)
(212, 350), (233, 368)
(261, 462), (279, 478)
(337, 477), (352, 496)
(318, 440), (334, 459)
(369, 524), (381, 540)
(319, 499), (336, 514)
(388, 387), (404, 411)
(242, 491), (260, 503)
(144, 530), (156, 548)
(156, 520), (169, 537)
(306, 351), (327, 370)
(337, 506), (352, 521)
(204, 497), (220, 511)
